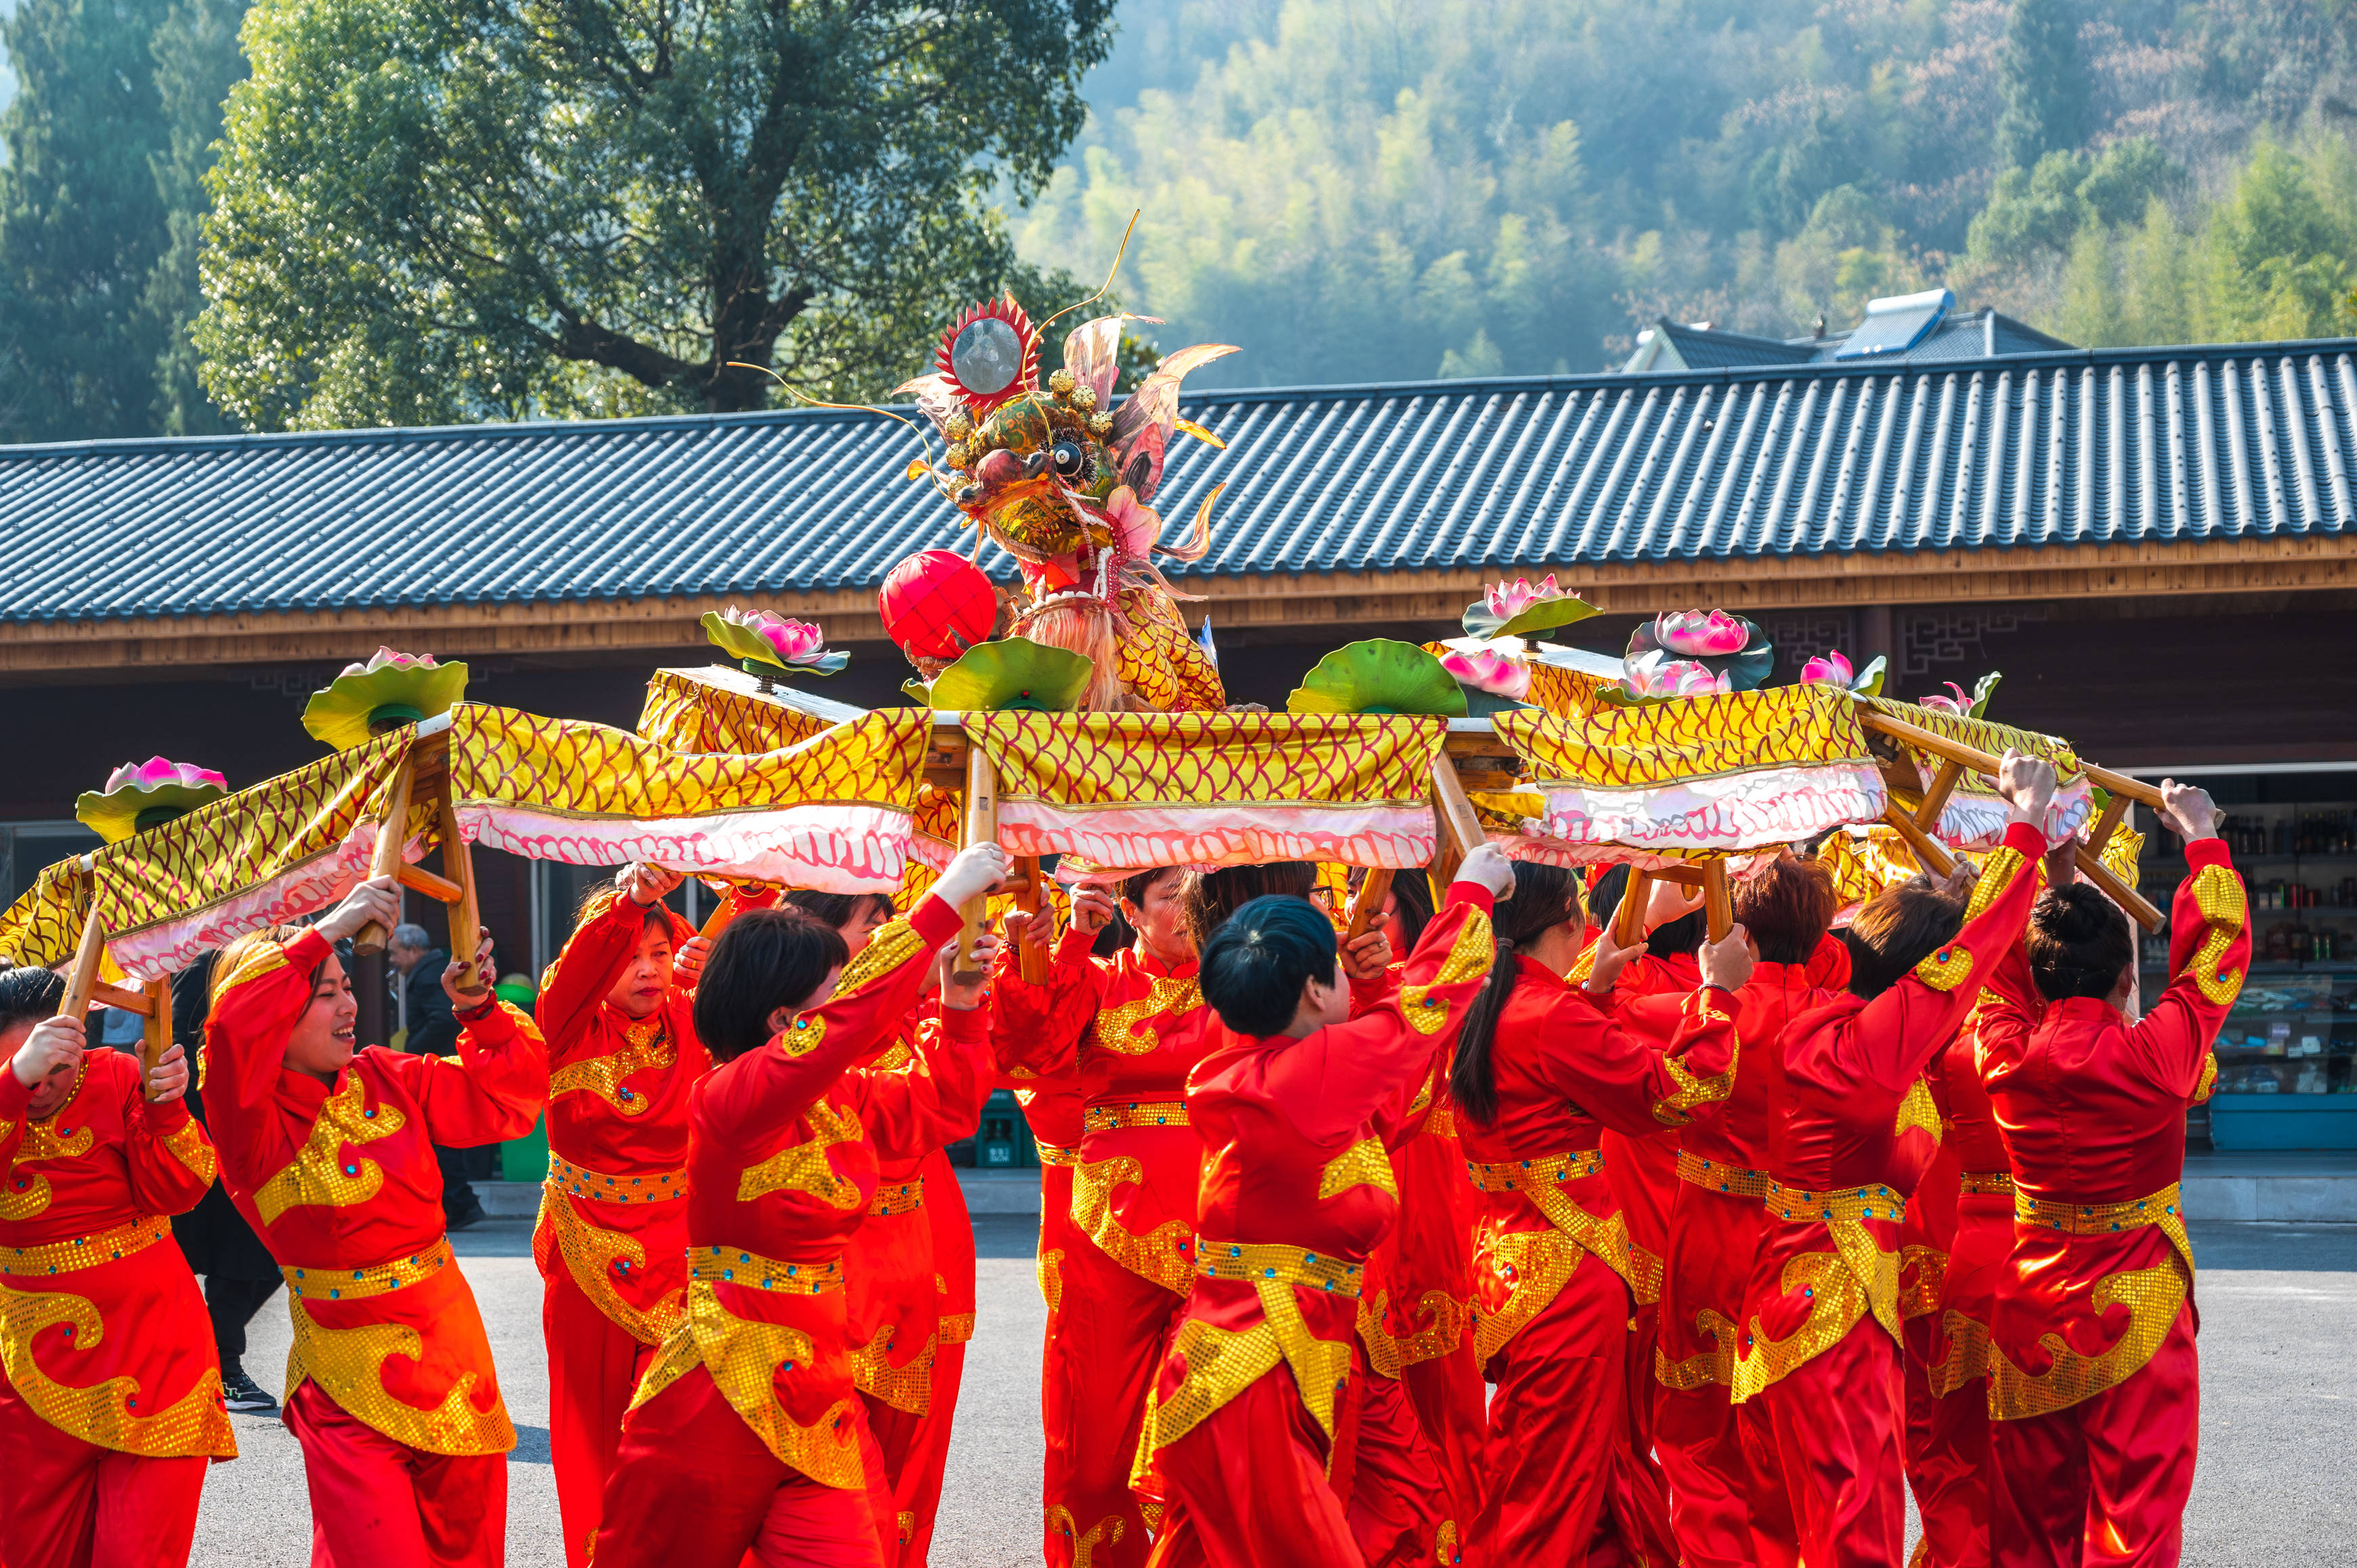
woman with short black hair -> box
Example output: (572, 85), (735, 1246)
(1134, 845), (1514, 1565)
(589, 843), (1008, 1568)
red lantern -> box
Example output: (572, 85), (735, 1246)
(879, 550), (998, 662)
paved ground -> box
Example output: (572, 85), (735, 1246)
(189, 1217), (2356, 1565)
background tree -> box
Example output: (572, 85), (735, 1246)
(195, 0), (1117, 429)
(1995, 0), (2089, 173)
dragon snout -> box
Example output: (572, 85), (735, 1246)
(973, 448), (1046, 488)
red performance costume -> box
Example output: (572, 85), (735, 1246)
(1458, 949), (1739, 1567)
(590, 896), (991, 1568)
(1137, 885), (1496, 1568)
(1638, 934), (1849, 1568)
(0, 1046), (235, 1568)
(205, 929), (545, 1568)
(845, 993), (979, 1567)
(1976, 836), (2246, 1567)
(1728, 820), (2043, 1568)
(533, 890), (713, 1567)
(994, 923), (1213, 1565)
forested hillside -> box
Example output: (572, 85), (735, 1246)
(1017, 0), (2357, 385)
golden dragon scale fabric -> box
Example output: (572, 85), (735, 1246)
(1818, 822), (2144, 910)
(34, 702), (927, 983)
(1493, 685), (1886, 863)
(1856, 696), (2094, 849)
(964, 711), (1449, 870)
(637, 667), (839, 757)
(448, 704), (925, 894)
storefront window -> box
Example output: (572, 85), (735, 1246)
(2136, 770), (2357, 1150)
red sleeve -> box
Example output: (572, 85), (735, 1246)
(699, 895), (961, 1150)
(200, 927), (334, 1169)
(0, 1069), (30, 1168)
(537, 892), (687, 1058)
(1259, 885), (1497, 1144)
(985, 927), (1104, 1080)
(2127, 837), (2249, 1101)
(1347, 965), (1398, 1021)
(122, 1083), (217, 1216)
(853, 1001), (994, 1160)
(1848, 820), (2045, 1093)
(1546, 985), (1739, 1133)
(1972, 912), (2042, 1081)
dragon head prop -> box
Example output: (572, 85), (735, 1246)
(891, 295), (1238, 712)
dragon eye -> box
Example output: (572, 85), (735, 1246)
(1049, 440), (1086, 480)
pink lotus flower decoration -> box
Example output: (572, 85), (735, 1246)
(105, 757), (228, 794)
(1655, 609), (1751, 657)
(1625, 652), (1730, 698)
(1440, 648), (1532, 702)
(1485, 574), (1563, 622)
(721, 607), (830, 665)
(1800, 650), (1854, 686)
(339, 646), (441, 679)
(1917, 681), (1974, 715)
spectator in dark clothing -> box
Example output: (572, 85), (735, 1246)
(168, 954), (284, 1414)
(390, 923), (490, 1229)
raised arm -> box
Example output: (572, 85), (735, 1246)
(2128, 782), (2248, 1101)
(534, 866), (689, 1056)
(1556, 981), (1743, 1135)
(857, 996), (997, 1162)
(699, 894), (969, 1147)
(1260, 849), (1514, 1144)
(123, 1077), (219, 1217)
(988, 920), (1104, 1082)
(1855, 815), (2048, 1090)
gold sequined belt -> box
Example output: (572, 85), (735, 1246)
(1084, 1101), (1191, 1133)
(868, 1178), (925, 1217)
(547, 1151), (687, 1205)
(0, 1213), (170, 1277)
(692, 1244), (844, 1296)
(1676, 1151), (1772, 1199)
(283, 1238), (454, 1303)
(1195, 1239), (1365, 1298)
(2014, 1183), (2182, 1237)
(1467, 1148), (1606, 1193)
(1035, 1140), (1081, 1168)
(1764, 1181), (1907, 1226)
(1961, 1170), (2017, 1198)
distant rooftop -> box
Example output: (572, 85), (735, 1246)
(1622, 289), (2076, 375)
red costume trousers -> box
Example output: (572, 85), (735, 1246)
(1050, 1240), (1180, 1567)
(0, 1381), (207, 1568)
(1754, 1324), (1907, 1568)
(1987, 1307), (2197, 1568)
(1146, 1372), (1358, 1568)
(1398, 1345), (1487, 1531)
(1468, 1254), (1647, 1567)
(1657, 1380), (1797, 1568)
(543, 1259), (656, 1568)
(1904, 1313), (1990, 1568)
(590, 1363), (893, 1568)
(864, 1338), (966, 1565)
(1341, 1369), (1449, 1568)
(282, 1379), (506, 1568)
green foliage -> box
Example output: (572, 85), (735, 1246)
(194, 0), (1118, 428)
(0, 0), (238, 440)
(1994, 0), (2087, 172)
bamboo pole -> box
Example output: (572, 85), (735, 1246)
(1344, 868), (1396, 943)
(351, 754), (417, 956)
(1428, 759), (1489, 891)
(1882, 804), (1959, 879)
(1859, 710), (2164, 811)
(955, 746), (998, 984)
(433, 781), (485, 996)
(57, 889), (106, 1024)
(140, 977), (170, 1101)
(1701, 861), (1733, 944)
(1613, 868), (1655, 948)
(1013, 856), (1048, 986)
(1913, 759), (1967, 832)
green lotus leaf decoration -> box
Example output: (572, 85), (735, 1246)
(1460, 574), (1600, 641)
(700, 606), (849, 678)
(924, 637), (1095, 713)
(301, 648), (471, 750)
(1288, 639), (1468, 717)
(73, 757), (230, 843)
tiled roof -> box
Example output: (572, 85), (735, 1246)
(3, 336), (2353, 624)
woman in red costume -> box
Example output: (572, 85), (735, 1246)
(0, 967), (234, 1568)
(1451, 860), (1751, 1567)
(203, 874), (545, 1567)
(1976, 779), (2241, 1567)
(788, 886), (975, 1568)
(1136, 844), (1514, 1567)
(536, 864), (748, 1567)
(1634, 854), (1848, 1568)
(1727, 751), (2054, 1568)
(997, 871), (1170, 1568)
(588, 843), (1006, 1568)
(994, 863), (1290, 1564)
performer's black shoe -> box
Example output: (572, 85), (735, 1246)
(221, 1365), (278, 1413)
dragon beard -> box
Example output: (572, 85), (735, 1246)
(1013, 589), (1130, 711)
